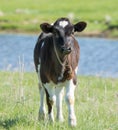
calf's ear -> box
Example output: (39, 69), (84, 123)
(40, 23), (53, 33)
(74, 21), (87, 32)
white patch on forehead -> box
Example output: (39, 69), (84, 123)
(59, 20), (69, 28)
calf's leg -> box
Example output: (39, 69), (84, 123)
(38, 84), (46, 120)
(44, 84), (56, 122)
(65, 79), (77, 126)
(55, 87), (64, 122)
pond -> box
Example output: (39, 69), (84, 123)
(0, 34), (118, 78)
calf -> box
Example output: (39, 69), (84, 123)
(34, 17), (87, 126)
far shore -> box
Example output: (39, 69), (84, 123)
(0, 29), (118, 39)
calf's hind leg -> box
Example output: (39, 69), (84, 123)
(44, 84), (56, 122)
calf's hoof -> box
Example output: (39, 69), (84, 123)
(38, 111), (46, 121)
(56, 116), (64, 122)
(69, 117), (77, 127)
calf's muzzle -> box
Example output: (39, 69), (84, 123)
(61, 46), (72, 55)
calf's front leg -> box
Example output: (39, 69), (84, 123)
(55, 87), (64, 122)
(65, 79), (77, 126)
(38, 84), (46, 120)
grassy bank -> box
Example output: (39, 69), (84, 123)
(0, 0), (118, 37)
(0, 71), (118, 130)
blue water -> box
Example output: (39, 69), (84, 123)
(0, 34), (118, 78)
(79, 38), (118, 77)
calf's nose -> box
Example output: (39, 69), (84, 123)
(61, 47), (72, 55)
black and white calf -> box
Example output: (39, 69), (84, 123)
(34, 17), (87, 126)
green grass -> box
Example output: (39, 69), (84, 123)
(0, 71), (118, 130)
(0, 0), (118, 37)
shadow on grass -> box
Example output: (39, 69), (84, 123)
(0, 117), (19, 130)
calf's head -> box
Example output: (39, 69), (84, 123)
(40, 18), (87, 57)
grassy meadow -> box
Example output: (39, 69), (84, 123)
(0, 0), (118, 37)
(0, 1), (118, 129)
(0, 71), (118, 130)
